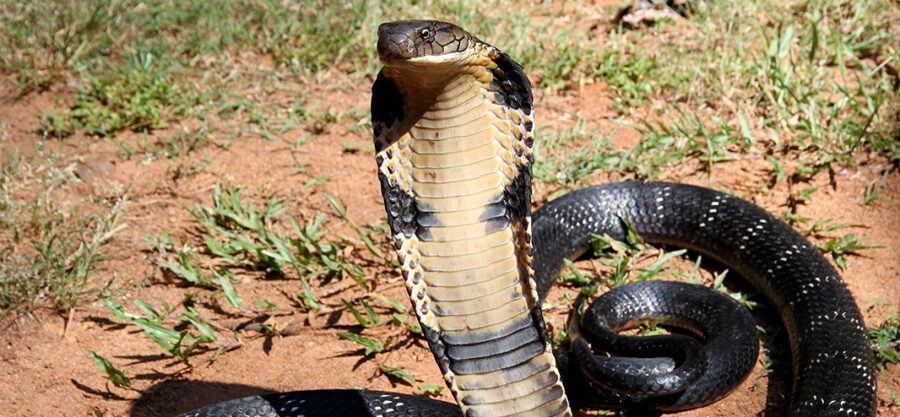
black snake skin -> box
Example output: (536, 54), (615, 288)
(565, 280), (758, 411)
(177, 390), (461, 417)
(533, 182), (875, 416)
(179, 181), (876, 417)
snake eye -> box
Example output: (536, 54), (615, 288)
(419, 28), (432, 40)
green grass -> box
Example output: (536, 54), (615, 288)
(142, 185), (373, 310)
(540, 0), (900, 186)
(41, 52), (197, 137)
(0, 139), (126, 319)
(870, 312), (900, 368)
(1, 0), (604, 144)
(108, 184), (396, 364)
(869, 310), (900, 406)
(104, 297), (220, 364)
(6, 0), (895, 166)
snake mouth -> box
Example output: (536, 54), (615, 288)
(377, 20), (473, 65)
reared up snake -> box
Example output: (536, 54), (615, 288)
(179, 20), (877, 417)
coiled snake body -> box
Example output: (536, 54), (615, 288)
(180, 20), (876, 417)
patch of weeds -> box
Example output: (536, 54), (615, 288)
(585, 215), (689, 289)
(584, 0), (899, 178)
(533, 113), (747, 188)
(0, 154), (127, 318)
(336, 292), (421, 356)
(325, 194), (384, 259)
(41, 51), (195, 138)
(290, 102), (337, 136)
(341, 298), (380, 329)
(668, 111), (751, 179)
(559, 259), (592, 287)
(38, 108), (77, 138)
(151, 126), (214, 160)
(533, 123), (625, 195)
(869, 313), (900, 368)
(862, 170), (897, 207)
(755, 323), (791, 381)
(801, 218), (884, 271)
(215, 96), (303, 141)
(257, 0), (600, 86)
(336, 291), (443, 390)
(628, 109), (750, 181)
(593, 44), (667, 108)
(104, 298), (220, 364)
(145, 186), (372, 310)
(0, 0), (127, 86)
(264, 0), (371, 72)
(752, 5), (899, 166)
(504, 17), (598, 90)
(815, 233), (883, 271)
(372, 292), (421, 334)
(142, 232), (218, 288)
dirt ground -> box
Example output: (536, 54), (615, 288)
(1, 46), (898, 417)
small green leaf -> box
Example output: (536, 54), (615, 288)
(379, 365), (415, 385)
(296, 287), (321, 310)
(342, 299), (373, 328)
(325, 193), (383, 258)
(372, 293), (407, 314)
(622, 212), (642, 248)
(215, 269), (242, 309)
(88, 351), (131, 388)
(337, 332), (383, 356)
(418, 383), (444, 396)
(404, 322), (422, 335)
(133, 299), (161, 320)
(180, 308), (218, 342)
(204, 235), (238, 264)
(133, 318), (182, 346)
(254, 300), (278, 311)
(390, 311), (409, 327)
(361, 300), (379, 327)
(796, 184), (823, 202)
(561, 259), (591, 285)
(102, 298), (140, 321)
(766, 156), (786, 184)
(637, 249), (687, 280)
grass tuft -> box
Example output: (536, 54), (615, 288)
(0, 143), (127, 318)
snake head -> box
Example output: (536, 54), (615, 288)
(377, 20), (474, 64)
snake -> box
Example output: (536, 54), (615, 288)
(178, 20), (877, 417)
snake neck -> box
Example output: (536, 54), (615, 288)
(373, 42), (571, 417)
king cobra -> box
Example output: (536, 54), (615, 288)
(180, 20), (876, 417)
